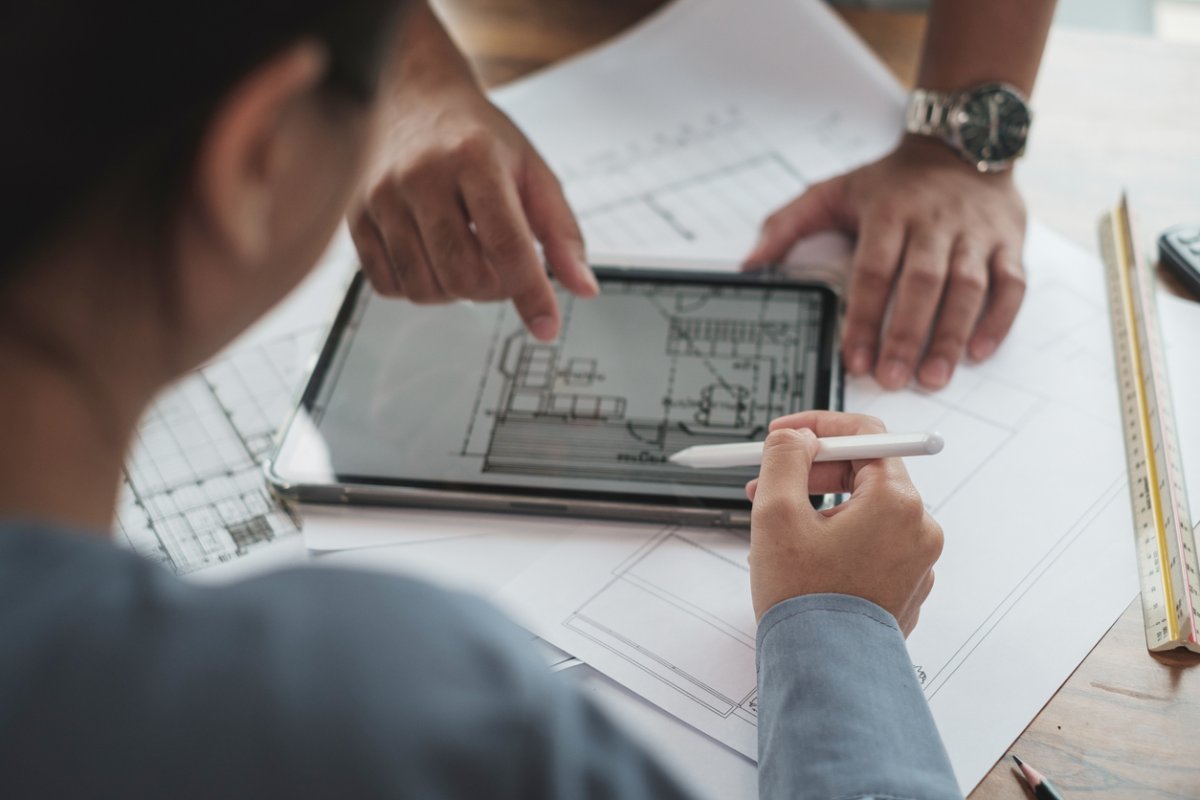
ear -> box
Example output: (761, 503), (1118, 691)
(191, 41), (328, 266)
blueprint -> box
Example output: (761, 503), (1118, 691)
(460, 280), (827, 486)
(117, 239), (354, 576)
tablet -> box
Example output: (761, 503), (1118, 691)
(267, 267), (840, 527)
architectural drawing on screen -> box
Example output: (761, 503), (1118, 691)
(460, 279), (826, 486)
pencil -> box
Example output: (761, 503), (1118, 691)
(1012, 754), (1066, 800)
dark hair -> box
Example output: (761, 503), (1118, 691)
(0, 0), (405, 279)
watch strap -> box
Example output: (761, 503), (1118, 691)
(904, 88), (954, 139)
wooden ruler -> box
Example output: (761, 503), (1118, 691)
(1100, 195), (1200, 653)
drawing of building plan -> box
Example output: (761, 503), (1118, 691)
(492, 0), (902, 266)
(116, 247), (354, 576)
(459, 281), (825, 487)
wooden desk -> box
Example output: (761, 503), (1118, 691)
(432, 2), (1200, 796)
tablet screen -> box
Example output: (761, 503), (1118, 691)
(273, 270), (837, 508)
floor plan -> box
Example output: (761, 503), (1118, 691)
(457, 279), (827, 487)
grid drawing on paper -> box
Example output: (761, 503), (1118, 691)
(558, 106), (832, 252)
(117, 328), (322, 575)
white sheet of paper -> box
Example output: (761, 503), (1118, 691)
(492, 0), (901, 268)
(569, 664), (759, 800)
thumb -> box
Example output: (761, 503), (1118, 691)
(743, 178), (844, 267)
(754, 428), (821, 519)
(523, 156), (598, 298)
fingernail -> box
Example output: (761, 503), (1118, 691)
(528, 314), (558, 341)
(582, 263), (600, 295)
(971, 338), (997, 361)
(848, 345), (873, 375)
(920, 356), (952, 388)
(879, 358), (910, 389)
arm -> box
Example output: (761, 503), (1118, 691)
(350, 1), (595, 341)
(748, 1), (1057, 390)
(748, 412), (959, 799)
(757, 596), (960, 800)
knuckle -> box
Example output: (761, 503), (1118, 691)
(993, 254), (1027, 287)
(427, 218), (465, 261)
(752, 493), (803, 525)
(929, 334), (967, 360)
(438, 267), (478, 298)
(922, 519), (945, 563)
(450, 129), (494, 163)
(889, 486), (926, 522)
(867, 201), (903, 228)
(949, 260), (987, 295)
(484, 228), (534, 269)
(855, 259), (895, 289)
(901, 262), (944, 294)
(858, 414), (887, 435)
(883, 329), (924, 358)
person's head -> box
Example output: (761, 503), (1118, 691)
(0, 0), (408, 383)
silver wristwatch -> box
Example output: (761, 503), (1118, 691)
(904, 82), (1032, 173)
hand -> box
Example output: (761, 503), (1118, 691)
(349, 74), (596, 341)
(745, 411), (943, 636)
(745, 136), (1027, 390)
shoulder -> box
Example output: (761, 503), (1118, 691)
(0, 529), (550, 798)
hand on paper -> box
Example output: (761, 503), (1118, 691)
(348, 64), (596, 342)
(745, 411), (943, 636)
(745, 136), (1027, 390)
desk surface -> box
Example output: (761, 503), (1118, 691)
(431, 2), (1200, 796)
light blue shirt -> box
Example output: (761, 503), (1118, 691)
(0, 524), (960, 799)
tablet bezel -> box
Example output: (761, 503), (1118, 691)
(266, 266), (842, 527)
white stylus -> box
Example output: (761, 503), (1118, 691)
(668, 432), (944, 469)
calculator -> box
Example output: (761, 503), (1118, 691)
(1159, 224), (1200, 300)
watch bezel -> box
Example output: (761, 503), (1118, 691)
(946, 82), (1031, 174)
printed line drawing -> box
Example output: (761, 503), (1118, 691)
(464, 279), (826, 486)
(558, 106), (859, 253)
(117, 329), (319, 574)
(565, 527), (759, 724)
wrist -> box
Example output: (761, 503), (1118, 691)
(387, 2), (481, 95)
(894, 134), (1016, 183)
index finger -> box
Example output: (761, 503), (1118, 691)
(462, 166), (561, 341)
(753, 428), (823, 523)
(768, 411), (912, 494)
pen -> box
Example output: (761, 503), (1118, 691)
(668, 431), (944, 469)
(1012, 755), (1066, 800)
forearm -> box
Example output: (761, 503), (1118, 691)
(757, 594), (961, 800)
(917, 0), (1056, 93)
(387, 0), (480, 92)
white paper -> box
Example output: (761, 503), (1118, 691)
(118, 231), (355, 577)
(449, 0), (1149, 789)
(492, 0), (902, 269)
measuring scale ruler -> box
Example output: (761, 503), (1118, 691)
(1100, 195), (1200, 653)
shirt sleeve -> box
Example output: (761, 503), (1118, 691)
(755, 593), (962, 800)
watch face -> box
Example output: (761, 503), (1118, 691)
(956, 85), (1030, 169)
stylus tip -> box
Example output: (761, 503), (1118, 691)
(667, 449), (691, 466)
(925, 432), (945, 455)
